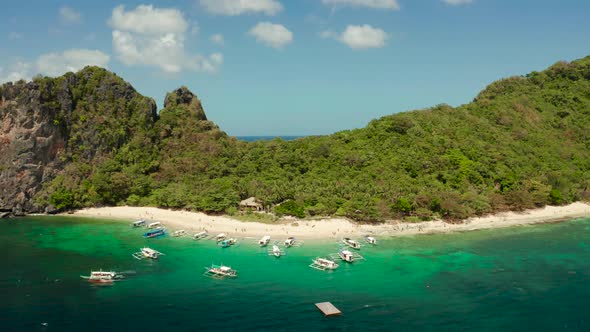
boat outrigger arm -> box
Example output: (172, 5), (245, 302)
(132, 248), (165, 260)
(329, 250), (365, 262)
(203, 264), (238, 279)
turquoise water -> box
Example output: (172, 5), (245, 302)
(2, 216), (590, 331)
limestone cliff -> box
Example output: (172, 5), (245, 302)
(0, 67), (157, 215)
(163, 86), (207, 121)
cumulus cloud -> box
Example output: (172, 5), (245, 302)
(36, 49), (110, 77)
(200, 0), (283, 16)
(0, 49), (109, 84)
(248, 22), (293, 49)
(59, 6), (81, 24)
(110, 5), (188, 34)
(210, 34), (225, 45)
(192, 53), (224, 73)
(442, 0), (473, 5)
(0, 62), (32, 84)
(321, 0), (400, 10)
(109, 5), (222, 73)
(322, 25), (388, 50)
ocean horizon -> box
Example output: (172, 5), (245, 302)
(2, 216), (590, 331)
(235, 135), (307, 142)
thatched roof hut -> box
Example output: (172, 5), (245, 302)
(239, 197), (263, 211)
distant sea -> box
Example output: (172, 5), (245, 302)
(236, 136), (306, 142)
(2, 216), (590, 331)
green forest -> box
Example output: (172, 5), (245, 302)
(23, 55), (590, 222)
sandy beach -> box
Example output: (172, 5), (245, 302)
(63, 202), (590, 240)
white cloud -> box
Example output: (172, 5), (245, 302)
(442, 0), (473, 5)
(0, 62), (31, 84)
(323, 25), (388, 50)
(109, 5), (222, 73)
(192, 53), (224, 73)
(321, 0), (400, 10)
(8, 32), (22, 40)
(59, 6), (81, 24)
(0, 49), (109, 84)
(36, 49), (110, 76)
(200, 0), (283, 16)
(109, 5), (187, 34)
(210, 34), (225, 45)
(248, 22), (293, 49)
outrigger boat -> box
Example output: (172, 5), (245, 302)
(143, 228), (166, 238)
(284, 237), (296, 247)
(268, 244), (284, 258)
(258, 235), (271, 247)
(215, 233), (227, 242)
(284, 237), (303, 248)
(80, 270), (123, 283)
(203, 264), (237, 279)
(272, 245), (281, 257)
(132, 219), (146, 227)
(132, 247), (164, 260)
(219, 238), (237, 248)
(148, 221), (162, 229)
(342, 237), (361, 250)
(193, 231), (208, 240)
(364, 235), (377, 245)
(330, 249), (365, 263)
(310, 257), (339, 271)
(172, 230), (186, 237)
(339, 249), (355, 263)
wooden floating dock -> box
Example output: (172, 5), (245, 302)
(315, 302), (342, 316)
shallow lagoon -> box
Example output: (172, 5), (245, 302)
(1, 216), (589, 331)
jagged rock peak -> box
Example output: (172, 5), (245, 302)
(163, 86), (207, 121)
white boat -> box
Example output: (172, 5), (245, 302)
(272, 245), (281, 257)
(364, 235), (377, 245)
(172, 230), (186, 237)
(194, 231), (208, 240)
(342, 237), (361, 250)
(80, 270), (122, 283)
(310, 257), (339, 271)
(215, 233), (227, 242)
(311, 258), (339, 270)
(339, 249), (355, 263)
(132, 247), (164, 260)
(258, 235), (271, 247)
(219, 238), (238, 248)
(132, 219), (146, 227)
(284, 237), (296, 247)
(148, 221), (162, 229)
(203, 264), (237, 279)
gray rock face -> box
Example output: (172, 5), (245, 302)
(163, 86), (208, 121)
(0, 67), (157, 214)
(0, 80), (68, 213)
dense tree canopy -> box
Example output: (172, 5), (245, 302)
(36, 55), (590, 222)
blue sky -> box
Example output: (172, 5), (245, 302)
(1, 0), (589, 136)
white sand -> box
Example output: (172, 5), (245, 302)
(64, 202), (590, 240)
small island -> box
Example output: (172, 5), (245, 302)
(2, 57), (590, 226)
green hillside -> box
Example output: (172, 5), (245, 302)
(34, 56), (590, 222)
